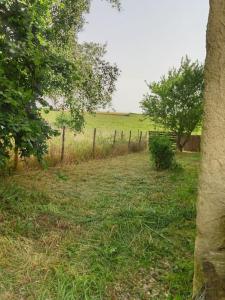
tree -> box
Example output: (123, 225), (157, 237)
(53, 41), (120, 162)
(193, 1), (225, 299)
(141, 57), (204, 151)
(0, 0), (120, 168)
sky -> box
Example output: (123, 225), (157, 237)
(79, 0), (209, 113)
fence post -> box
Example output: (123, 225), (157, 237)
(138, 131), (142, 149)
(113, 130), (117, 146)
(121, 130), (124, 140)
(92, 128), (97, 158)
(60, 126), (66, 162)
(146, 131), (148, 149)
(128, 130), (132, 150)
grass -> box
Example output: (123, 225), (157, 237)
(11, 111), (200, 168)
(13, 111), (151, 169)
(0, 151), (199, 299)
(44, 111), (158, 133)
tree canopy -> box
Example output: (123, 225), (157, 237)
(0, 0), (120, 168)
(141, 57), (204, 151)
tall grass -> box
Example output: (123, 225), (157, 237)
(15, 129), (148, 170)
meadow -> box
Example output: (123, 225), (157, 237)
(44, 111), (158, 132)
(0, 151), (199, 299)
(25, 111), (158, 168)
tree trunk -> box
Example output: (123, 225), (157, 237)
(193, 1), (225, 299)
(176, 135), (184, 152)
(176, 134), (190, 152)
(176, 138), (183, 152)
(60, 126), (65, 162)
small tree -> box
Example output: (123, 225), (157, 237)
(141, 57), (204, 151)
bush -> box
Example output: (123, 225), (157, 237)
(149, 135), (175, 170)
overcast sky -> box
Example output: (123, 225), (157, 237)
(79, 0), (209, 113)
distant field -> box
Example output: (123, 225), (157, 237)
(43, 110), (201, 135)
(43, 111), (160, 134)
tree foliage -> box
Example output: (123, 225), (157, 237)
(141, 57), (204, 151)
(0, 0), (120, 167)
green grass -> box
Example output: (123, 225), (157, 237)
(26, 111), (200, 168)
(20, 111), (152, 168)
(0, 152), (199, 299)
(44, 110), (201, 134)
(44, 111), (159, 133)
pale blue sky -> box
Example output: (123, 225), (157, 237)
(79, 0), (209, 113)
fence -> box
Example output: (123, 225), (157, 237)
(182, 135), (201, 152)
(148, 131), (177, 150)
(37, 128), (150, 168)
(14, 129), (201, 170)
(58, 129), (200, 165)
(148, 131), (201, 152)
(91, 128), (148, 158)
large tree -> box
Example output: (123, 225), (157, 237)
(141, 57), (204, 151)
(193, 1), (225, 299)
(0, 0), (120, 168)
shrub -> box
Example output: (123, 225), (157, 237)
(149, 135), (175, 170)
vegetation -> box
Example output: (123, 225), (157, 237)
(141, 56), (204, 151)
(0, 0), (120, 169)
(45, 111), (160, 133)
(0, 152), (199, 299)
(149, 135), (175, 170)
(0, 1), (209, 297)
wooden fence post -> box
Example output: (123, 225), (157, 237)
(128, 130), (132, 150)
(92, 128), (97, 158)
(138, 131), (142, 148)
(60, 126), (66, 162)
(121, 130), (124, 140)
(113, 130), (117, 146)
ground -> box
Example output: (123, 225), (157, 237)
(0, 152), (199, 299)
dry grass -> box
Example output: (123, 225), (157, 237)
(15, 130), (148, 170)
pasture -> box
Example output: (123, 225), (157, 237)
(0, 151), (199, 299)
(44, 111), (158, 132)
(30, 111), (158, 167)
(38, 111), (200, 168)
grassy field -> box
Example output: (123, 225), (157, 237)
(24, 111), (154, 168)
(0, 151), (199, 299)
(11, 110), (199, 168)
(44, 111), (158, 133)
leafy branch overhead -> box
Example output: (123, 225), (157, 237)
(0, 0), (120, 167)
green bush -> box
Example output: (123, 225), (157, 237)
(149, 135), (175, 170)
